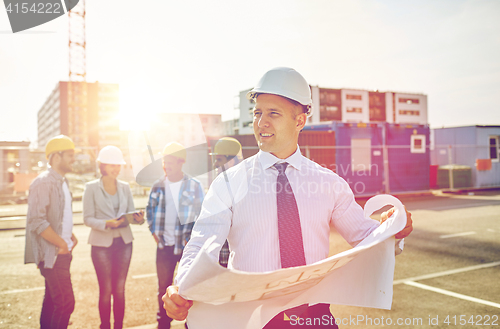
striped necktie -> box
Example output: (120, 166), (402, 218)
(274, 162), (306, 268)
(275, 162), (308, 318)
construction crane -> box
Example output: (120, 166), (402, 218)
(67, 0), (87, 146)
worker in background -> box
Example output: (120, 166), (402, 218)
(25, 135), (78, 329)
(83, 145), (144, 329)
(209, 137), (243, 267)
(146, 142), (204, 329)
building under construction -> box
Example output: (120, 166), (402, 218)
(37, 81), (121, 148)
(37, 81), (124, 173)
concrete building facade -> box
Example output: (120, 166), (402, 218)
(0, 141), (30, 193)
(221, 118), (239, 136)
(237, 89), (254, 135)
(37, 81), (121, 150)
(37, 81), (123, 173)
(232, 87), (428, 135)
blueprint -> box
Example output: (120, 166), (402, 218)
(178, 194), (407, 329)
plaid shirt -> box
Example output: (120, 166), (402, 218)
(146, 174), (204, 255)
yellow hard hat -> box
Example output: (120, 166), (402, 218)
(209, 137), (242, 157)
(162, 142), (186, 160)
(45, 135), (75, 159)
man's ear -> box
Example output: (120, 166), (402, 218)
(49, 153), (60, 167)
(296, 113), (307, 131)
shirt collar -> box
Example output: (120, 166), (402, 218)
(48, 168), (65, 183)
(259, 146), (303, 171)
(99, 177), (112, 189)
(165, 173), (188, 184)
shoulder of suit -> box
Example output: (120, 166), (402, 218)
(85, 179), (101, 187)
(117, 179), (130, 187)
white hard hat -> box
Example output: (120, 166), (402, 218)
(246, 67), (313, 116)
(97, 145), (126, 165)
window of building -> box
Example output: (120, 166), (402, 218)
(351, 138), (371, 172)
(369, 92), (386, 121)
(399, 110), (420, 116)
(346, 94), (362, 100)
(320, 89), (341, 105)
(242, 121), (253, 128)
(398, 98), (420, 104)
(326, 93), (337, 102)
(6, 150), (19, 163)
(369, 107), (385, 121)
(320, 105), (341, 121)
(411, 135), (426, 153)
(490, 136), (499, 162)
(346, 107), (362, 113)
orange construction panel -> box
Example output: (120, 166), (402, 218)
(476, 159), (492, 171)
(14, 173), (39, 193)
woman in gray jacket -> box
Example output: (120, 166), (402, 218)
(83, 145), (144, 329)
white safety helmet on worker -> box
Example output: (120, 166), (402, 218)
(97, 145), (126, 165)
(246, 67), (313, 116)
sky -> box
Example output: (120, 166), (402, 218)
(0, 0), (499, 143)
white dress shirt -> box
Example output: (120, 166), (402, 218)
(61, 181), (74, 251)
(163, 178), (183, 246)
(175, 147), (379, 284)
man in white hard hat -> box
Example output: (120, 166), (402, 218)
(25, 135), (78, 329)
(146, 142), (204, 329)
(163, 68), (413, 328)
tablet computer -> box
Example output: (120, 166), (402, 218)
(119, 211), (145, 225)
